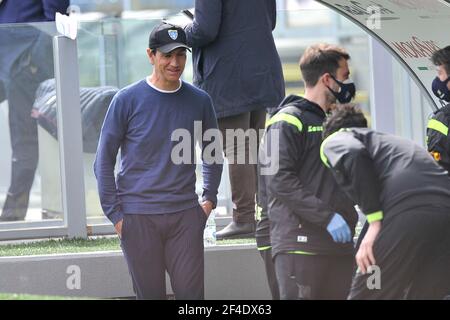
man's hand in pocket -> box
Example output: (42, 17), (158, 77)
(201, 201), (213, 218)
(115, 219), (123, 239)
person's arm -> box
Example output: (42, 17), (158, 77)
(184, 0), (222, 48)
(263, 119), (334, 228)
(321, 131), (383, 224)
(200, 95), (223, 215)
(356, 220), (381, 274)
(426, 110), (450, 172)
(321, 131), (384, 272)
(93, 93), (128, 227)
(42, 0), (70, 21)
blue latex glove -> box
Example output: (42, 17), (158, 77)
(326, 213), (352, 243)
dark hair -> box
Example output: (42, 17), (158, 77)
(322, 104), (368, 139)
(299, 43), (350, 87)
(431, 46), (450, 75)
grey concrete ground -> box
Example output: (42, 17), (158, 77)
(0, 245), (271, 300)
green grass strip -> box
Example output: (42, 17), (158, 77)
(0, 238), (121, 257)
(0, 237), (255, 257)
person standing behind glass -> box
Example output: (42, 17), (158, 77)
(185, 0), (285, 239)
(0, 0), (70, 221)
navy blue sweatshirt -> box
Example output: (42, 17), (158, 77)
(94, 79), (223, 225)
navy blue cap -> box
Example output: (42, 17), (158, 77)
(149, 21), (190, 54)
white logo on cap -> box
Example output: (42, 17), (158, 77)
(168, 30), (178, 40)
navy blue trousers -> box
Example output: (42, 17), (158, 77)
(120, 205), (207, 300)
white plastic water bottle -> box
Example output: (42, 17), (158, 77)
(203, 210), (216, 247)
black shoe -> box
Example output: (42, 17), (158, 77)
(216, 221), (255, 240)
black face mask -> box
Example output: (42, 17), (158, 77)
(327, 75), (356, 104)
(432, 76), (450, 102)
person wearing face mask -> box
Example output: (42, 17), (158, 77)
(427, 46), (450, 174)
(258, 44), (358, 299)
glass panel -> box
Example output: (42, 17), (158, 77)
(392, 55), (434, 146)
(80, 7), (373, 230)
(0, 22), (64, 228)
(0, 2), (433, 238)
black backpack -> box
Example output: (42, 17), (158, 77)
(427, 104), (450, 173)
(32, 79), (118, 154)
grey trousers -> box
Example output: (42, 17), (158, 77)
(120, 205), (207, 300)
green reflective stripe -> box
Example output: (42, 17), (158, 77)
(320, 143), (331, 168)
(255, 205), (262, 221)
(320, 131), (340, 168)
(320, 129), (348, 168)
(257, 246), (272, 251)
(287, 250), (317, 256)
(366, 211), (384, 223)
(308, 125), (323, 132)
(265, 113), (303, 132)
(427, 119), (448, 136)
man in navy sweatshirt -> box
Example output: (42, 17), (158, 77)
(94, 22), (223, 300)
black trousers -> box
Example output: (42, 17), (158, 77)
(218, 109), (266, 223)
(2, 37), (53, 221)
(349, 208), (450, 300)
(258, 248), (280, 300)
(120, 206), (207, 300)
(274, 253), (354, 300)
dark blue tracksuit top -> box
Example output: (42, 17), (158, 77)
(94, 79), (223, 225)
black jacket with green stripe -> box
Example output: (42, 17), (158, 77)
(257, 95), (357, 257)
(427, 104), (450, 174)
(321, 127), (450, 222)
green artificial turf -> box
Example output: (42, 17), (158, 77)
(0, 238), (121, 257)
(0, 237), (255, 257)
